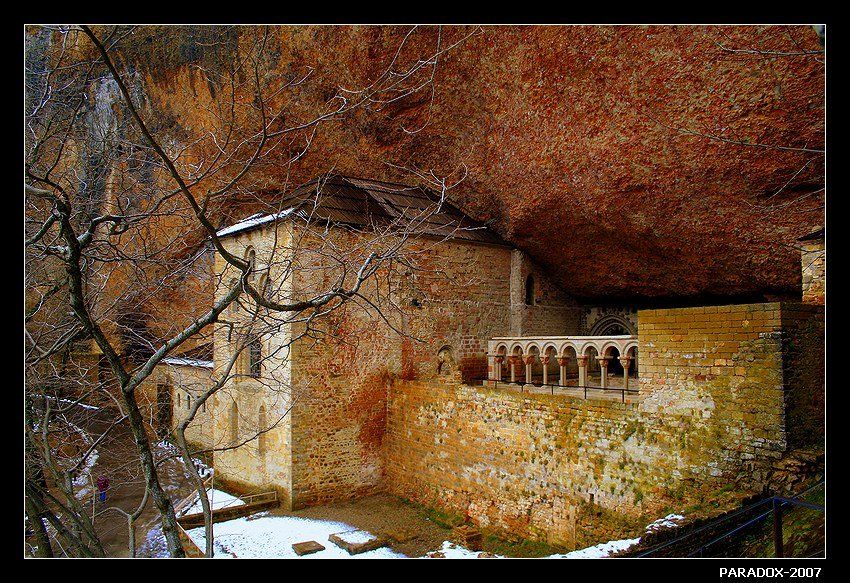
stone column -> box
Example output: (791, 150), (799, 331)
(493, 356), (504, 382)
(557, 357), (570, 386)
(597, 356), (611, 389)
(523, 354), (536, 385)
(540, 354), (551, 385)
(576, 355), (588, 387)
(619, 356), (632, 390)
(509, 355), (519, 383)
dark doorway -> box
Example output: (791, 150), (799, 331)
(156, 384), (172, 438)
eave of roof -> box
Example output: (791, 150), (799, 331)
(214, 175), (509, 246)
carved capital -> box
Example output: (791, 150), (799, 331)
(576, 355), (589, 367)
(557, 357), (570, 367)
(523, 355), (536, 366)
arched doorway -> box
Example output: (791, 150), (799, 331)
(590, 315), (636, 336)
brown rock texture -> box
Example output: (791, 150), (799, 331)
(116, 25), (826, 303)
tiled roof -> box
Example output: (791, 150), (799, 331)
(216, 175), (507, 246)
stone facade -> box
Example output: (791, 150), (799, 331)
(383, 303), (824, 546)
(202, 202), (823, 544)
(208, 220), (582, 508)
(141, 361), (215, 447)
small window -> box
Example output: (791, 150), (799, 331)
(177, 393), (181, 408)
(186, 394), (192, 410)
(245, 247), (256, 281)
(525, 275), (535, 306)
(248, 335), (262, 378)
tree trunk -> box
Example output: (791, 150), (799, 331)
(122, 389), (186, 557)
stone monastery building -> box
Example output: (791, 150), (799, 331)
(171, 175), (824, 547)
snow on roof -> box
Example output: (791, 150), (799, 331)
(215, 208), (298, 239)
(160, 357), (214, 369)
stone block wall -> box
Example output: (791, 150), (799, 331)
(286, 232), (525, 508)
(210, 223), (295, 501)
(136, 361), (215, 447)
(384, 302), (821, 547)
(780, 303), (825, 450)
(637, 304), (789, 471)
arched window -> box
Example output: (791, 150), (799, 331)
(525, 274), (535, 306)
(248, 335), (262, 378)
(245, 247), (256, 281)
(229, 401), (239, 446)
(186, 393), (192, 410)
(177, 392), (181, 408)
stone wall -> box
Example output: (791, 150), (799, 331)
(210, 221), (581, 509)
(509, 249), (581, 337)
(210, 223), (295, 501)
(581, 306), (638, 335)
(384, 302), (820, 546)
(801, 238), (825, 305)
(780, 303), (825, 450)
(286, 231), (578, 508)
(137, 361), (215, 447)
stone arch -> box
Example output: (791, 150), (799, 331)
(625, 345), (639, 380)
(525, 341), (543, 354)
(437, 345), (456, 376)
(590, 314), (636, 336)
(559, 342), (578, 358)
(603, 344), (624, 377)
(578, 341), (600, 358)
(601, 341), (622, 358)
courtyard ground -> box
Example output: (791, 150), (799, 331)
(174, 490), (686, 558)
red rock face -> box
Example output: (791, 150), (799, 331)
(132, 25), (825, 302)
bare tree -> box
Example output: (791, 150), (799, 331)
(25, 24), (478, 557)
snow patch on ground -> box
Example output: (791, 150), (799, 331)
(549, 537), (642, 559)
(150, 504), (686, 559)
(425, 541), (487, 558)
(332, 529), (378, 545)
(182, 488), (244, 516)
(186, 515), (405, 558)
(644, 513), (685, 533)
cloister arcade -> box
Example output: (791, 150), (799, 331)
(487, 335), (639, 390)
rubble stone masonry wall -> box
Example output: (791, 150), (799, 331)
(287, 230), (581, 508)
(385, 303), (821, 546)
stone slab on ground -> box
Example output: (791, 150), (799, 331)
(292, 540), (326, 556)
(328, 529), (387, 555)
